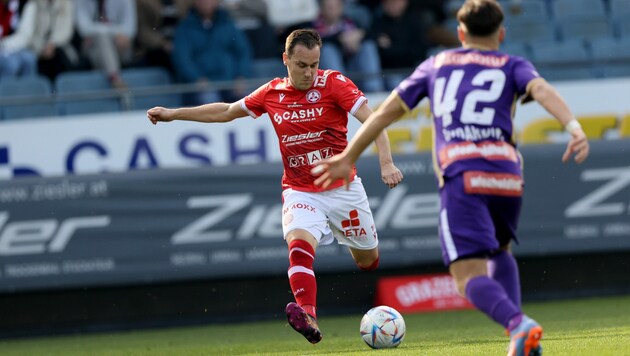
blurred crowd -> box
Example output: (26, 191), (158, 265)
(0, 0), (458, 103)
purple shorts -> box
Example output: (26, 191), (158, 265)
(438, 171), (523, 266)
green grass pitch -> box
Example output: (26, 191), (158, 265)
(1, 295), (628, 355)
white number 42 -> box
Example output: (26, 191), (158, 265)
(433, 69), (506, 127)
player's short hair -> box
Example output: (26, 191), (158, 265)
(457, 0), (504, 37)
(285, 29), (323, 56)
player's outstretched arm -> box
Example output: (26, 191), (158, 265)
(313, 91), (406, 189)
(529, 81), (590, 163)
(353, 101), (403, 189)
(147, 102), (248, 125)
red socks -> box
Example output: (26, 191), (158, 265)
(287, 239), (317, 317)
(358, 256), (379, 271)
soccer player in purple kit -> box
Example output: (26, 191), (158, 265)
(312, 0), (590, 355)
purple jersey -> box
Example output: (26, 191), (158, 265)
(395, 47), (540, 183)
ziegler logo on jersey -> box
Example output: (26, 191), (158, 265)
(273, 107), (323, 125)
(281, 130), (327, 146)
(288, 147), (333, 168)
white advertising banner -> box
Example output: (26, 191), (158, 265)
(1, 78), (629, 180)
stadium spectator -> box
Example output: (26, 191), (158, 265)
(147, 28), (403, 344)
(172, 0), (252, 104)
(134, 0), (190, 74)
(312, 0), (384, 92)
(223, 0), (278, 59)
(342, 0), (372, 29)
(264, 0), (319, 37)
(22, 0), (79, 81)
(412, 0), (460, 49)
(371, 0), (428, 89)
(312, 1), (590, 355)
(75, 0), (137, 89)
(0, 0), (37, 78)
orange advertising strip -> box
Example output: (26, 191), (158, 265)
(375, 273), (474, 313)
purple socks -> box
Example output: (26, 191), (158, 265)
(465, 276), (522, 329)
(488, 250), (521, 307)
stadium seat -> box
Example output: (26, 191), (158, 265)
(609, 0), (630, 18)
(55, 71), (121, 116)
(531, 39), (591, 64)
(557, 15), (613, 42)
(505, 18), (556, 43)
(531, 39), (596, 81)
(0, 76), (55, 120)
(590, 37), (630, 78)
(501, 42), (531, 58)
(251, 58), (286, 79)
(599, 65), (630, 79)
(121, 67), (181, 110)
(616, 18), (630, 39)
(551, 0), (606, 21)
(536, 66), (597, 82)
(589, 37), (630, 61)
(501, 0), (549, 22)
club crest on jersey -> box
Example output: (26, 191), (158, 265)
(306, 90), (321, 103)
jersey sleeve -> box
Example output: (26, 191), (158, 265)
(240, 82), (270, 118)
(395, 57), (433, 110)
(329, 71), (367, 115)
(511, 56), (543, 103)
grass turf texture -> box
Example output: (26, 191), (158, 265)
(1, 295), (628, 355)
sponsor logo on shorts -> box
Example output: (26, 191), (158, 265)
(283, 203), (317, 215)
(463, 171), (523, 197)
(341, 209), (368, 239)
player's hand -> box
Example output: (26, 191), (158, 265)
(380, 162), (403, 189)
(147, 106), (175, 125)
(311, 154), (353, 190)
(562, 128), (589, 164)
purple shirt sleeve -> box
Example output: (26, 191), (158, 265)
(395, 57), (435, 110)
(511, 56), (541, 97)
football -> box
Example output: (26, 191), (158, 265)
(359, 305), (406, 349)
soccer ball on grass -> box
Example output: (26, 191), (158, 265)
(359, 305), (406, 349)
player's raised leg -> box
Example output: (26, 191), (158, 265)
(348, 247), (379, 271)
(329, 178), (380, 271)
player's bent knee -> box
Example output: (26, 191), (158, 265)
(357, 257), (379, 271)
(350, 248), (379, 271)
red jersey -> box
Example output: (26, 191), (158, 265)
(240, 69), (367, 192)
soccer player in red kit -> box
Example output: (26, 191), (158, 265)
(147, 28), (403, 344)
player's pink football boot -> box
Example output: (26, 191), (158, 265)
(285, 302), (322, 344)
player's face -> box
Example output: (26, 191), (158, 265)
(283, 44), (320, 91)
